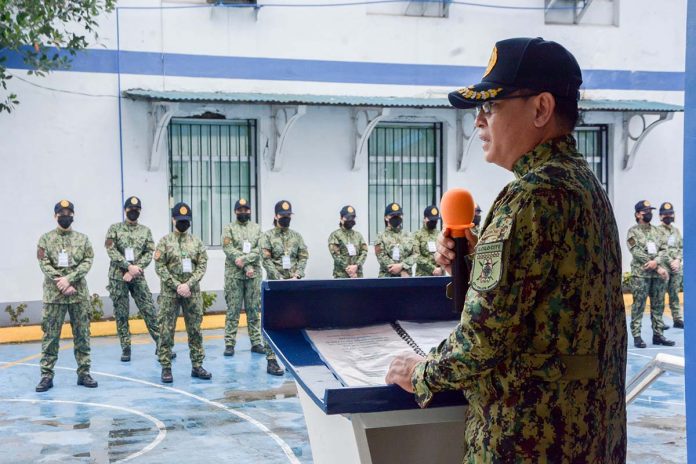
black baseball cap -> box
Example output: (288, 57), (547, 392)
(660, 202), (675, 215)
(385, 203), (402, 216)
(235, 198), (251, 210)
(448, 37), (582, 109)
(340, 205), (356, 218)
(275, 200), (293, 216)
(124, 196), (142, 209)
(54, 199), (74, 214)
(634, 200), (656, 213)
(424, 205), (440, 220)
(172, 202), (192, 220)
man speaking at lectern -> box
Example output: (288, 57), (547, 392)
(386, 38), (627, 463)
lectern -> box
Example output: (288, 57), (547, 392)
(263, 277), (468, 464)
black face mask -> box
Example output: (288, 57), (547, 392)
(662, 216), (675, 225)
(126, 210), (140, 221)
(278, 217), (291, 228)
(642, 212), (653, 223)
(343, 220), (355, 230)
(175, 220), (190, 232)
(388, 216), (402, 229)
(57, 215), (73, 229)
(473, 215), (481, 226)
(237, 213), (251, 223)
(426, 220), (438, 230)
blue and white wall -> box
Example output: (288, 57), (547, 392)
(0, 0), (686, 323)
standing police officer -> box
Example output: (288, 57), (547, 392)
(222, 198), (265, 357)
(328, 205), (368, 278)
(36, 200), (97, 392)
(386, 38), (627, 462)
(105, 196), (161, 362)
(627, 200), (674, 347)
(154, 202), (211, 383)
(413, 206), (445, 277)
(374, 203), (415, 278)
(657, 202), (684, 329)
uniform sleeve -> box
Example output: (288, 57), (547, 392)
(657, 231), (671, 268)
(413, 232), (436, 276)
(627, 228), (650, 265)
(105, 225), (129, 272)
(374, 234), (395, 269)
(136, 228), (155, 269)
(677, 230), (684, 262)
(187, 240), (208, 286)
(401, 234), (417, 272)
(66, 237), (94, 284)
(37, 235), (61, 279)
(328, 231), (348, 271)
(295, 234), (309, 278)
(357, 233), (368, 267)
(261, 233), (281, 280)
(244, 229), (262, 268)
(155, 240), (181, 290)
(411, 190), (569, 407)
(221, 225), (240, 260)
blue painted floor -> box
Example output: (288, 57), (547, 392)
(0, 314), (686, 463)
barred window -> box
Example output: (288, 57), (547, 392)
(168, 118), (257, 246)
(367, 123), (443, 242)
(574, 124), (609, 192)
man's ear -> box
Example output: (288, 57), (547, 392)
(533, 92), (557, 128)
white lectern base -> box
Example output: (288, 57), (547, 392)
(298, 384), (467, 464)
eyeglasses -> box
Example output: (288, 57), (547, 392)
(476, 93), (541, 116)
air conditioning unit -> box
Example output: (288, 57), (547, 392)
(207, 0), (257, 4)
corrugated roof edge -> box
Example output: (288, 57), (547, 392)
(122, 89), (684, 112)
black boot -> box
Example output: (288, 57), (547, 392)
(224, 346), (235, 357)
(674, 320), (684, 329)
(653, 334), (676, 346)
(267, 359), (285, 376)
(251, 344), (266, 354)
(121, 347), (131, 362)
(35, 376), (53, 392)
(77, 373), (98, 388)
(633, 337), (646, 348)
(161, 368), (173, 383)
(191, 366), (212, 379)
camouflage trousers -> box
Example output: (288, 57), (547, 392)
(40, 302), (91, 378)
(665, 271), (683, 322)
(107, 278), (160, 350)
(630, 276), (667, 337)
(157, 295), (204, 369)
(224, 277), (276, 361)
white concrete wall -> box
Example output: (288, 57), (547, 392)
(0, 0), (686, 323)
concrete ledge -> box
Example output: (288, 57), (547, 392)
(0, 313), (245, 344)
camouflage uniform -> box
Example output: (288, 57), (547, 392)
(105, 221), (159, 351)
(658, 222), (683, 324)
(412, 136), (627, 462)
(412, 226), (445, 277)
(154, 230), (208, 369)
(37, 228), (94, 378)
(222, 220), (263, 349)
(328, 227), (368, 278)
(627, 223), (669, 337)
(374, 227), (415, 277)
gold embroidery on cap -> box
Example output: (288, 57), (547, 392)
(665, 203), (672, 209)
(60, 200), (69, 208)
(644, 201), (650, 207)
(483, 46), (498, 78)
(180, 206), (188, 215)
(282, 202), (290, 210)
(347, 207), (354, 214)
(239, 199), (247, 206)
(431, 208), (438, 216)
(130, 197), (138, 205)
(391, 204), (399, 212)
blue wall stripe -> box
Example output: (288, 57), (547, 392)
(1, 46), (685, 91)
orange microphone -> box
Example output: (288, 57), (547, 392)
(440, 188), (476, 313)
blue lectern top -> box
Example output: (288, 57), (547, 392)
(262, 277), (468, 415)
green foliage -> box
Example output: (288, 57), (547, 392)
(89, 293), (104, 322)
(622, 272), (632, 294)
(202, 292), (217, 314)
(0, 0), (116, 113)
(129, 312), (143, 320)
(4, 303), (29, 326)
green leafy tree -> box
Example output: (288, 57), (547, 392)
(0, 0), (116, 113)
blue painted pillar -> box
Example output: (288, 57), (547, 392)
(685, 1), (696, 461)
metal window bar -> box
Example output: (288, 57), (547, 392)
(168, 118), (257, 247)
(574, 125), (609, 192)
(367, 123), (443, 242)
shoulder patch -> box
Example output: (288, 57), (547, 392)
(154, 249), (162, 261)
(471, 241), (504, 292)
(105, 238), (114, 248)
(628, 237), (636, 248)
(37, 247), (45, 260)
(223, 237), (231, 246)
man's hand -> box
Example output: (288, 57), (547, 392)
(128, 264), (142, 276)
(432, 267), (443, 276)
(177, 283), (192, 298)
(245, 268), (255, 278)
(643, 260), (658, 271)
(657, 267), (669, 281)
(388, 263), (403, 275)
(346, 264), (358, 278)
(435, 228), (478, 275)
(54, 277), (70, 292)
(400, 270), (410, 278)
(123, 272), (134, 283)
(671, 259), (681, 273)
(385, 351), (425, 393)
(62, 286), (77, 296)
(235, 257), (245, 269)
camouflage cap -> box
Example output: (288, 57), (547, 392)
(54, 199), (74, 214)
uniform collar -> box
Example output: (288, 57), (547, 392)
(125, 221), (138, 227)
(56, 227), (72, 236)
(512, 134), (577, 179)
